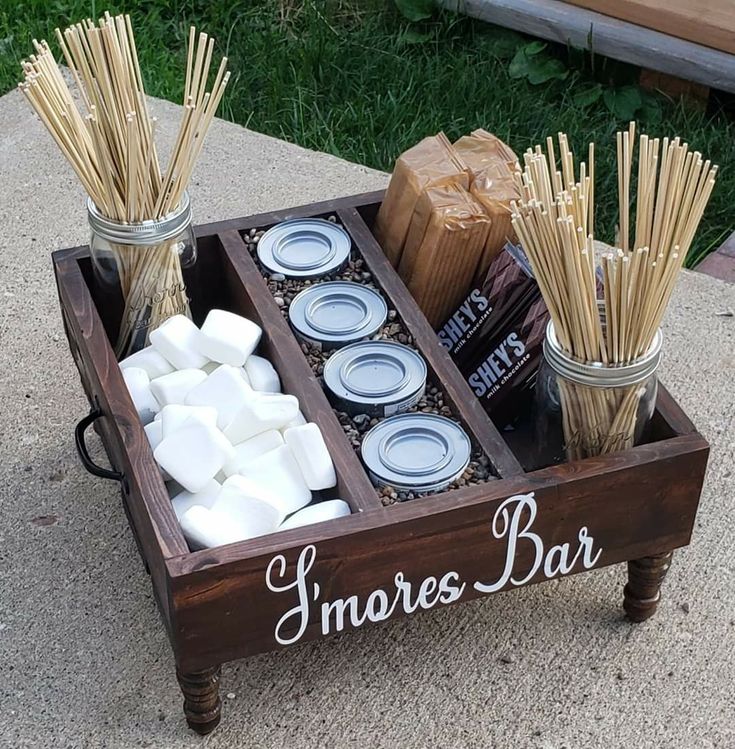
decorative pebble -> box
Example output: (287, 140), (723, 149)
(150, 315), (209, 369)
(197, 309), (262, 367)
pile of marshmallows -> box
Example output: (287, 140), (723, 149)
(119, 310), (350, 549)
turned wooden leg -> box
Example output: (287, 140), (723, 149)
(176, 665), (222, 735)
(623, 551), (673, 622)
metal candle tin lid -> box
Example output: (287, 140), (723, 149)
(361, 413), (472, 491)
(87, 191), (192, 245)
(257, 218), (351, 278)
(323, 340), (427, 408)
(543, 301), (663, 388)
(289, 281), (388, 347)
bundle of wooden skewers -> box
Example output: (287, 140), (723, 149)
(19, 13), (230, 357)
(511, 123), (717, 460)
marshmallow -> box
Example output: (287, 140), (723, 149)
(245, 354), (281, 393)
(160, 404), (218, 438)
(149, 368), (207, 407)
(283, 423), (337, 490)
(171, 479), (221, 520)
(239, 445), (311, 517)
(202, 361), (220, 375)
(150, 315), (209, 369)
(144, 419), (164, 451)
(281, 410), (307, 432)
(185, 365), (254, 430)
(213, 475), (282, 532)
(223, 430), (284, 477)
(280, 499), (351, 531)
(197, 309), (262, 366)
(119, 346), (175, 379)
(122, 367), (160, 424)
(154, 422), (235, 493)
(224, 393), (299, 445)
(179, 505), (245, 550)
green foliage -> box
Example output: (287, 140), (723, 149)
(508, 41), (568, 84)
(572, 83), (604, 108)
(0, 0), (732, 267)
(482, 28), (527, 60)
(602, 85), (643, 120)
(393, 0), (435, 22)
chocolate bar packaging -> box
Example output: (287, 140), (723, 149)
(437, 244), (549, 427)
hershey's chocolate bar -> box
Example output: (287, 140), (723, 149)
(437, 244), (549, 426)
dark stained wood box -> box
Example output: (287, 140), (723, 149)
(53, 190), (709, 734)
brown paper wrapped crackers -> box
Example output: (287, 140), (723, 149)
(374, 132), (470, 268)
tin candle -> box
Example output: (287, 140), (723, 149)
(322, 340), (427, 417)
(361, 413), (472, 492)
(289, 281), (388, 349)
(257, 218), (351, 278)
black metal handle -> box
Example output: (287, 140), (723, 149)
(74, 407), (125, 482)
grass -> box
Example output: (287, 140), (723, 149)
(1, 0), (732, 265)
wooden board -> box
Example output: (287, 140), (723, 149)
(439, 0), (735, 93)
(53, 189), (710, 733)
(168, 432), (707, 670)
(566, 0), (735, 55)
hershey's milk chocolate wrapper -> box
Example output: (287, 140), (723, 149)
(437, 243), (549, 427)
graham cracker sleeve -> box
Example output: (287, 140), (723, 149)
(374, 133), (470, 268)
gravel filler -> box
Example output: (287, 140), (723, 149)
(241, 220), (496, 504)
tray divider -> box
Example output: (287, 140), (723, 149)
(193, 190), (386, 240)
(217, 229), (384, 514)
(654, 384), (698, 435)
(337, 207), (525, 479)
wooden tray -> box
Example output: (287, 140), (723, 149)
(53, 190), (709, 735)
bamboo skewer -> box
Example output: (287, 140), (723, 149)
(19, 14), (230, 357)
(511, 126), (717, 461)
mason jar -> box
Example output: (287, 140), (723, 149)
(87, 192), (196, 360)
(534, 314), (662, 467)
